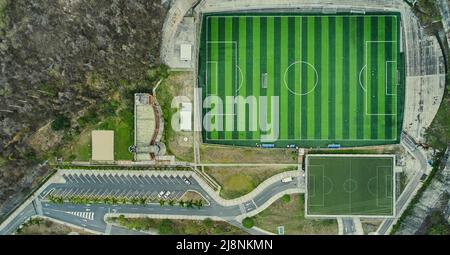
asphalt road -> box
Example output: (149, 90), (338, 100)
(342, 218), (356, 235)
(1, 172), (300, 235)
(377, 134), (427, 234)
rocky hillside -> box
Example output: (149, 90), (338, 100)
(0, 0), (167, 219)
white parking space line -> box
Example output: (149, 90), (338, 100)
(131, 176), (141, 185)
(93, 175), (102, 184)
(61, 189), (72, 198)
(88, 175), (96, 184)
(120, 175), (130, 185)
(175, 177), (183, 185)
(119, 175), (129, 185)
(150, 191), (158, 199)
(148, 177), (157, 185)
(124, 190), (133, 199)
(76, 175), (84, 184)
(130, 176), (140, 186)
(64, 175), (74, 183)
(162, 177), (170, 185)
(136, 176), (145, 185)
(106, 174), (116, 184)
(99, 190), (108, 198)
(82, 175), (91, 184)
(90, 175), (98, 183)
(143, 176), (152, 184)
(173, 191), (182, 200)
(112, 174), (125, 185)
(81, 188), (91, 197)
(155, 177), (163, 185)
(61, 188), (78, 197)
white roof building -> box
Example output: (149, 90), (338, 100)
(180, 102), (192, 131)
(180, 44), (192, 61)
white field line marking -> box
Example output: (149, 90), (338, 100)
(206, 61), (218, 95)
(364, 40), (398, 116)
(308, 165), (325, 207)
(385, 60), (397, 95)
(205, 41), (238, 97)
(283, 60), (319, 96)
(358, 65), (367, 92)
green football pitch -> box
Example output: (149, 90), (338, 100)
(198, 13), (405, 147)
(306, 155), (395, 217)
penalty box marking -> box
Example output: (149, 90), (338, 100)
(364, 40), (398, 116)
(376, 165), (394, 208)
(307, 165), (325, 207)
(205, 41), (244, 96)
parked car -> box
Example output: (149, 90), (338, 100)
(163, 191), (171, 200)
(158, 191), (165, 199)
(183, 177), (191, 185)
(281, 177), (293, 183)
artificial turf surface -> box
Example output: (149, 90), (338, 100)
(198, 13), (404, 147)
(306, 155), (394, 217)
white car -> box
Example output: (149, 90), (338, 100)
(183, 177), (191, 185)
(281, 177), (293, 183)
(158, 191), (165, 199)
(163, 191), (171, 200)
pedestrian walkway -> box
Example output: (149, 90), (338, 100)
(67, 211), (95, 221)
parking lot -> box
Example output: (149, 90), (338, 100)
(45, 173), (200, 202)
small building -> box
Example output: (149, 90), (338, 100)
(180, 102), (192, 131)
(91, 130), (114, 161)
(180, 44), (192, 61)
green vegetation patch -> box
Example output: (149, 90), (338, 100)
(306, 155), (394, 216)
(254, 194), (337, 234)
(62, 108), (134, 161)
(108, 216), (247, 235)
(198, 13), (404, 147)
(425, 87), (449, 151)
(242, 217), (255, 228)
(205, 166), (296, 199)
(0, 0), (8, 31)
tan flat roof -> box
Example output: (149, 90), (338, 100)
(91, 130), (114, 161)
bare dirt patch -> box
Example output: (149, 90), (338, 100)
(16, 218), (92, 235)
(200, 145), (297, 164)
(361, 219), (383, 235)
(157, 71), (195, 162)
(27, 122), (64, 155)
(179, 190), (208, 205)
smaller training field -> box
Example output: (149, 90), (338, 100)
(306, 155), (395, 217)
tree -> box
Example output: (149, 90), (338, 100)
(195, 200), (203, 209)
(139, 197), (147, 205)
(51, 115), (71, 131)
(168, 200), (175, 206)
(130, 198), (139, 205)
(282, 194), (291, 203)
(159, 199), (165, 207)
(242, 217), (254, 229)
(179, 201), (185, 207)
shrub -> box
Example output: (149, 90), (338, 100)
(159, 219), (174, 235)
(282, 194), (291, 203)
(51, 115), (71, 131)
(242, 217), (254, 229)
